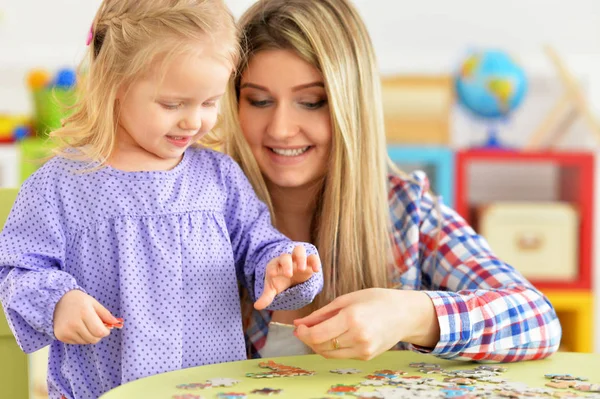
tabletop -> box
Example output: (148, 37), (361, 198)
(100, 351), (600, 398)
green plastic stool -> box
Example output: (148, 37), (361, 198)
(0, 188), (29, 398)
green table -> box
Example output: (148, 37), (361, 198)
(100, 351), (600, 398)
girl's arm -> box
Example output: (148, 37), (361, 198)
(221, 157), (323, 310)
(0, 180), (83, 353)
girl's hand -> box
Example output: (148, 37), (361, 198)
(254, 245), (321, 310)
(53, 290), (119, 345)
(293, 288), (440, 360)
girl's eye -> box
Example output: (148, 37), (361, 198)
(160, 103), (182, 110)
(203, 101), (217, 108)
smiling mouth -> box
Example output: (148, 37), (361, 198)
(269, 146), (312, 156)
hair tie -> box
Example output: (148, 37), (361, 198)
(86, 24), (94, 46)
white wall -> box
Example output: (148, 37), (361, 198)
(2, 1), (600, 115)
(1, 0), (600, 351)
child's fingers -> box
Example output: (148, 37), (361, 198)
(92, 300), (118, 325)
(275, 254), (293, 278)
(307, 254), (321, 273)
(83, 308), (111, 340)
(70, 331), (88, 345)
(60, 329), (86, 345)
(292, 245), (307, 273)
(254, 287), (276, 310)
(78, 323), (103, 344)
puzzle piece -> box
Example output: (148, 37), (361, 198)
(545, 374), (587, 381)
(373, 369), (407, 378)
(327, 384), (359, 395)
(251, 388), (283, 395)
(574, 383), (600, 392)
(443, 377), (475, 385)
(355, 392), (384, 398)
(247, 361), (315, 378)
(207, 378), (240, 387)
(409, 362), (441, 369)
(476, 376), (507, 384)
(104, 317), (124, 329)
(546, 381), (578, 389)
(475, 365), (507, 373)
(216, 393), (246, 399)
(176, 383), (211, 390)
(330, 368), (362, 374)
(172, 395), (203, 399)
(420, 368), (444, 374)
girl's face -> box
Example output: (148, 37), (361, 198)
(114, 50), (231, 171)
(238, 50), (332, 190)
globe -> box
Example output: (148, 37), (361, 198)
(455, 50), (528, 147)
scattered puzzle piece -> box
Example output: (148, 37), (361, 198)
(327, 384), (359, 395)
(355, 392), (384, 398)
(172, 395), (203, 399)
(546, 381), (578, 389)
(552, 392), (581, 399)
(360, 380), (386, 387)
(443, 377), (475, 386)
(574, 383), (600, 392)
(176, 383), (211, 390)
(476, 365), (507, 373)
(372, 369), (407, 378)
(207, 378), (240, 387)
(216, 393), (246, 399)
(545, 374), (587, 381)
(251, 388), (283, 395)
(247, 361), (315, 378)
(330, 368), (362, 374)
(409, 362), (441, 369)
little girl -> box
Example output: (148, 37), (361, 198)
(0, 1), (323, 398)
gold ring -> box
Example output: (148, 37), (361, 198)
(332, 337), (340, 350)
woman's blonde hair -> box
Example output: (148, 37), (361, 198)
(51, 0), (238, 164)
(218, 0), (391, 308)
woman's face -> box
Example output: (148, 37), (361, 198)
(238, 50), (332, 190)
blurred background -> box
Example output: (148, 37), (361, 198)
(1, 1), (600, 398)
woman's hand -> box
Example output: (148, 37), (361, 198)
(293, 288), (440, 360)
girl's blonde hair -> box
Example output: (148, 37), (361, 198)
(218, 0), (391, 308)
(52, 0), (238, 164)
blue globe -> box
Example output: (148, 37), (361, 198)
(455, 50), (527, 119)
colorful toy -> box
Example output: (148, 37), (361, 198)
(26, 67), (77, 137)
(0, 115), (32, 143)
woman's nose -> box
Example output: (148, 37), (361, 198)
(266, 104), (299, 139)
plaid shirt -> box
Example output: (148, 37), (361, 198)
(244, 171), (562, 361)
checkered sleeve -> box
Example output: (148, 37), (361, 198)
(388, 171), (562, 362)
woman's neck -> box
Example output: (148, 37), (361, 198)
(267, 181), (321, 243)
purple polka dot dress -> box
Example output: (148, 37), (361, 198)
(0, 148), (322, 399)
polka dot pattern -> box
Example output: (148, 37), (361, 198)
(0, 148), (322, 399)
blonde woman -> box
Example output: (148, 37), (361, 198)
(0, 1), (324, 397)
(218, 0), (561, 362)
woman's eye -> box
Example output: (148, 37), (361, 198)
(300, 99), (327, 110)
(248, 99), (272, 108)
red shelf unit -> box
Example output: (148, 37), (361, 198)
(455, 149), (594, 290)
